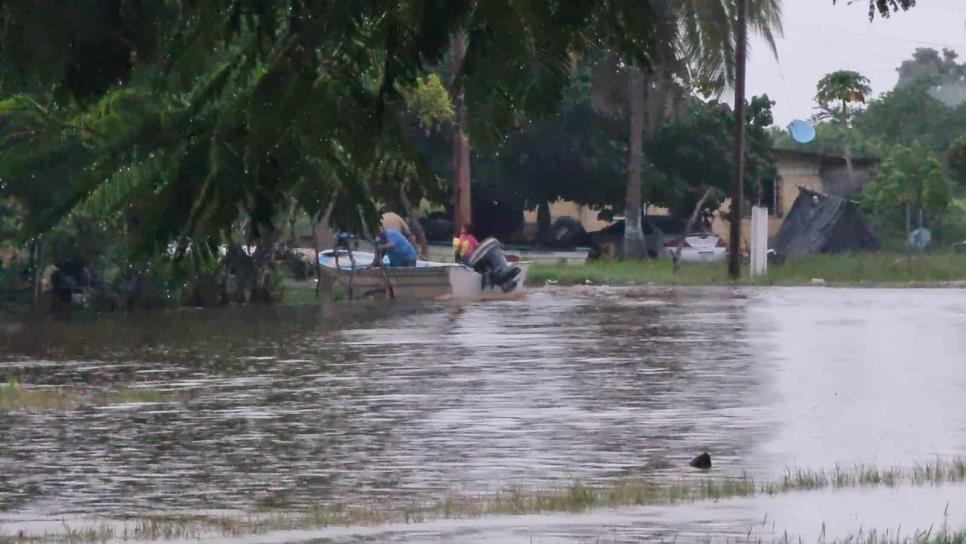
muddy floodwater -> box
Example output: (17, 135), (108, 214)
(1, 286), (965, 542)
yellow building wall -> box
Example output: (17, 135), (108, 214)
(523, 200), (613, 232)
(527, 154), (827, 248)
(711, 212), (782, 252)
(776, 156), (823, 215)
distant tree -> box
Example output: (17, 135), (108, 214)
(892, 47), (966, 112)
(855, 83), (966, 154)
(863, 145), (953, 238)
(815, 70), (872, 183)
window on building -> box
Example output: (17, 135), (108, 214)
(760, 177), (783, 218)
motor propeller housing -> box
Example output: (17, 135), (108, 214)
(467, 238), (522, 292)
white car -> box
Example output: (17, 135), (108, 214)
(664, 234), (728, 263)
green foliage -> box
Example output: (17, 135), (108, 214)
(0, 0), (666, 259)
(44, 214), (123, 278)
(863, 145), (954, 236)
(815, 70), (871, 124)
(401, 74), (454, 133)
(675, 0), (784, 95)
(834, 0), (917, 20)
(948, 137), (966, 186)
(856, 84), (966, 154)
(0, 200), (23, 243)
(646, 95), (777, 217)
(771, 121), (875, 157)
(475, 62), (626, 212)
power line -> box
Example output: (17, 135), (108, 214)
(914, 3), (966, 12)
(785, 23), (964, 50)
(780, 35), (924, 61)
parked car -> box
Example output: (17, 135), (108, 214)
(664, 234), (728, 262)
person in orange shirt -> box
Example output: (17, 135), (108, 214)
(452, 223), (480, 264)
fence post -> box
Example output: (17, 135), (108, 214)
(750, 206), (768, 278)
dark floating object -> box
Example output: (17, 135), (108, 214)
(690, 452), (712, 469)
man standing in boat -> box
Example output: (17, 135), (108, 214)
(376, 225), (418, 267)
(381, 210), (416, 247)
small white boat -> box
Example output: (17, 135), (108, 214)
(318, 246), (529, 300)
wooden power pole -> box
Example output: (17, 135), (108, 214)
(728, 0), (748, 280)
(451, 32), (472, 233)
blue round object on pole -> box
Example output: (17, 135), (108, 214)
(788, 120), (816, 143)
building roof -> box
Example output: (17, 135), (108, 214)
(772, 148), (879, 168)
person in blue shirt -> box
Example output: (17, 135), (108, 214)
(376, 225), (418, 267)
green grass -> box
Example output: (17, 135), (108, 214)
(529, 252), (966, 287)
(0, 381), (185, 412)
(3, 459), (963, 542)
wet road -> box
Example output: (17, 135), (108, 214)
(1, 286), (965, 539)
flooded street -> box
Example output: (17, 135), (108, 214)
(1, 286), (965, 541)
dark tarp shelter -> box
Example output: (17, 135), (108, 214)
(772, 187), (878, 258)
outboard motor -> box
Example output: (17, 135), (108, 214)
(467, 238), (522, 292)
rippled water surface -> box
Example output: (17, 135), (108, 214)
(1, 286), (965, 540)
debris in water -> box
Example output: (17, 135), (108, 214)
(690, 452), (712, 469)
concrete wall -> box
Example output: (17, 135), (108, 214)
(776, 155), (824, 215)
(821, 162), (876, 196)
(710, 206), (783, 252)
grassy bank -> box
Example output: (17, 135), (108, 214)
(3, 459), (963, 542)
(0, 381), (186, 412)
(528, 252), (966, 287)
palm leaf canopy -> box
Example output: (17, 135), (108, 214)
(0, 0), (660, 254)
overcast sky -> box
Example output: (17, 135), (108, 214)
(745, 0), (966, 127)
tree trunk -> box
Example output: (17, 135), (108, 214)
(623, 66), (647, 260)
(686, 188), (716, 235)
(312, 212), (327, 299)
(31, 238), (43, 306)
(728, 0), (748, 280)
(400, 182), (429, 258)
(451, 31), (472, 234)
(905, 203), (911, 238)
(286, 199), (298, 247)
(536, 200), (551, 245)
(250, 223), (279, 304)
(843, 138), (855, 186)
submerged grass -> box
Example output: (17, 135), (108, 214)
(3, 459), (963, 543)
(0, 381), (184, 412)
(529, 252), (966, 287)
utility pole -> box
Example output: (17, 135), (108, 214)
(451, 31), (471, 234)
(728, 0), (748, 280)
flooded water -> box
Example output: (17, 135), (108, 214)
(1, 286), (965, 540)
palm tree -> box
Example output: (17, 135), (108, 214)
(815, 70), (872, 183)
(611, 0), (783, 259)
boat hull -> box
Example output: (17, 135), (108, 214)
(318, 250), (529, 300)
(446, 263), (530, 299)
